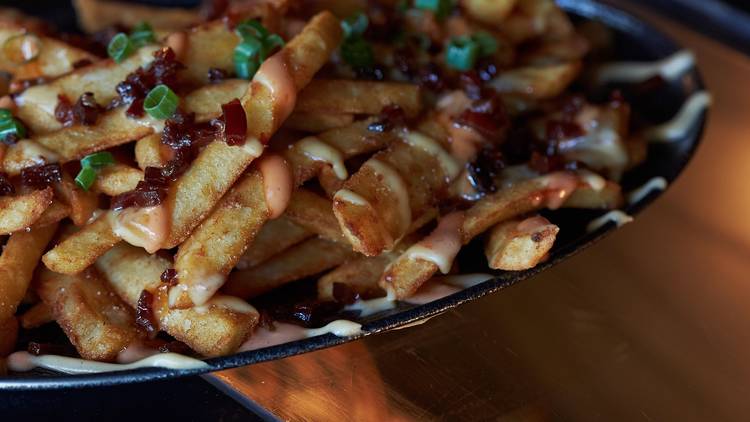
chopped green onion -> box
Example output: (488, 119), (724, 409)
(472, 31), (498, 57)
(341, 37), (374, 69)
(415, 0), (452, 19)
(130, 22), (155, 47)
(342, 13), (369, 39)
(235, 20), (269, 41)
(0, 109), (12, 122)
(81, 152), (115, 170)
(75, 166), (97, 191)
(235, 58), (260, 80)
(143, 84), (180, 119)
(108, 32), (134, 63)
(262, 34), (285, 57)
(0, 118), (26, 140)
(446, 36), (479, 71)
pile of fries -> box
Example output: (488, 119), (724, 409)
(0, 0), (643, 369)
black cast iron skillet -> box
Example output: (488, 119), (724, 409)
(0, 0), (708, 389)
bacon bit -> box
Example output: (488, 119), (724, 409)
(367, 104), (407, 133)
(0, 172), (14, 196)
(270, 299), (343, 328)
(115, 48), (184, 117)
(456, 95), (509, 140)
(21, 163), (62, 189)
(207, 67), (229, 84)
(54, 92), (103, 127)
(467, 146), (505, 194)
(160, 268), (178, 286)
(135, 290), (158, 336)
(220, 99), (247, 145)
(545, 120), (584, 145)
(111, 167), (170, 210)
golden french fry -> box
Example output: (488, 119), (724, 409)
(236, 217), (312, 270)
(183, 78), (247, 121)
(285, 189), (346, 244)
(92, 164), (143, 196)
(564, 181), (623, 209)
(490, 61), (581, 99)
(54, 174), (98, 226)
(0, 187), (53, 235)
(73, 0), (199, 33)
(42, 212), (120, 275)
(295, 80), (422, 117)
(0, 222), (57, 322)
(36, 268), (141, 361)
(15, 45), (160, 134)
(97, 244), (259, 357)
(34, 200), (70, 227)
(284, 112), (354, 133)
(171, 170), (269, 308)
(19, 301), (53, 329)
(1, 140), (59, 176)
(162, 12), (342, 249)
(0, 23), (97, 81)
(0, 317), (18, 357)
(461, 0), (517, 25)
(135, 133), (167, 170)
(484, 216), (559, 270)
(224, 237), (355, 299)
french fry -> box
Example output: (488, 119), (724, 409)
(0, 317), (18, 357)
(0, 187), (53, 235)
(96, 244), (259, 357)
(19, 301), (53, 329)
(180, 20), (242, 86)
(284, 112), (354, 133)
(73, 0), (199, 33)
(564, 181), (623, 209)
(484, 216), (559, 270)
(489, 61), (582, 99)
(54, 174), (98, 226)
(461, 0), (517, 25)
(0, 222), (57, 322)
(235, 217), (312, 270)
(170, 170), (269, 308)
(42, 212), (121, 275)
(15, 45), (160, 134)
(295, 80), (422, 117)
(1, 140), (59, 176)
(161, 12), (342, 249)
(36, 268), (141, 361)
(333, 133), (455, 256)
(224, 237), (355, 299)
(34, 200), (70, 227)
(285, 189), (346, 244)
(183, 79), (247, 121)
(0, 23), (97, 81)
(92, 164), (143, 196)
(134, 133), (167, 170)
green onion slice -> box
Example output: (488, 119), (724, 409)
(415, 0), (452, 19)
(472, 31), (498, 57)
(130, 22), (155, 47)
(108, 33), (134, 63)
(235, 58), (260, 80)
(341, 37), (374, 69)
(143, 84), (180, 119)
(446, 36), (480, 71)
(0, 109), (13, 122)
(234, 37), (263, 61)
(262, 34), (285, 57)
(75, 166), (97, 191)
(81, 152), (115, 170)
(235, 20), (269, 41)
(2, 33), (41, 64)
(342, 13), (369, 39)
(0, 118), (26, 141)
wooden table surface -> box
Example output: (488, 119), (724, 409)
(210, 4), (750, 421)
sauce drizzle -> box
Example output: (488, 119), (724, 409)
(646, 91), (711, 142)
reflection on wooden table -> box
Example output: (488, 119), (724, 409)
(211, 3), (750, 421)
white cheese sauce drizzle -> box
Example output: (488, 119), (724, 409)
(6, 351), (208, 374)
(587, 210), (634, 232)
(628, 177), (668, 204)
(596, 50), (695, 85)
(239, 319), (362, 352)
(646, 91), (711, 142)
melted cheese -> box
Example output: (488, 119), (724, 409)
(406, 212), (465, 274)
(193, 295), (257, 315)
(185, 273), (225, 307)
(110, 206), (169, 253)
(586, 210), (633, 232)
(596, 50), (695, 84)
(334, 189), (370, 206)
(258, 154), (293, 219)
(577, 170), (607, 191)
(364, 159), (412, 236)
(254, 53), (297, 123)
(628, 177), (668, 204)
(239, 320), (363, 352)
(7, 351), (208, 374)
(403, 131), (461, 180)
(306, 319), (363, 337)
(646, 91), (711, 142)
(297, 136), (348, 180)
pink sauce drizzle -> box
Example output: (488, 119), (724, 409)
(516, 216), (552, 234)
(543, 172), (579, 209)
(254, 53), (297, 124)
(258, 154), (293, 219)
(407, 211), (465, 274)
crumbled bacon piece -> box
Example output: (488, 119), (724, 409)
(54, 92), (103, 127)
(160, 268), (178, 286)
(467, 146), (505, 194)
(20, 163), (62, 189)
(367, 104), (407, 133)
(456, 95), (509, 140)
(115, 47), (184, 115)
(0, 172), (14, 196)
(111, 167), (170, 210)
(135, 290), (158, 336)
(220, 99), (247, 145)
(545, 120), (584, 145)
